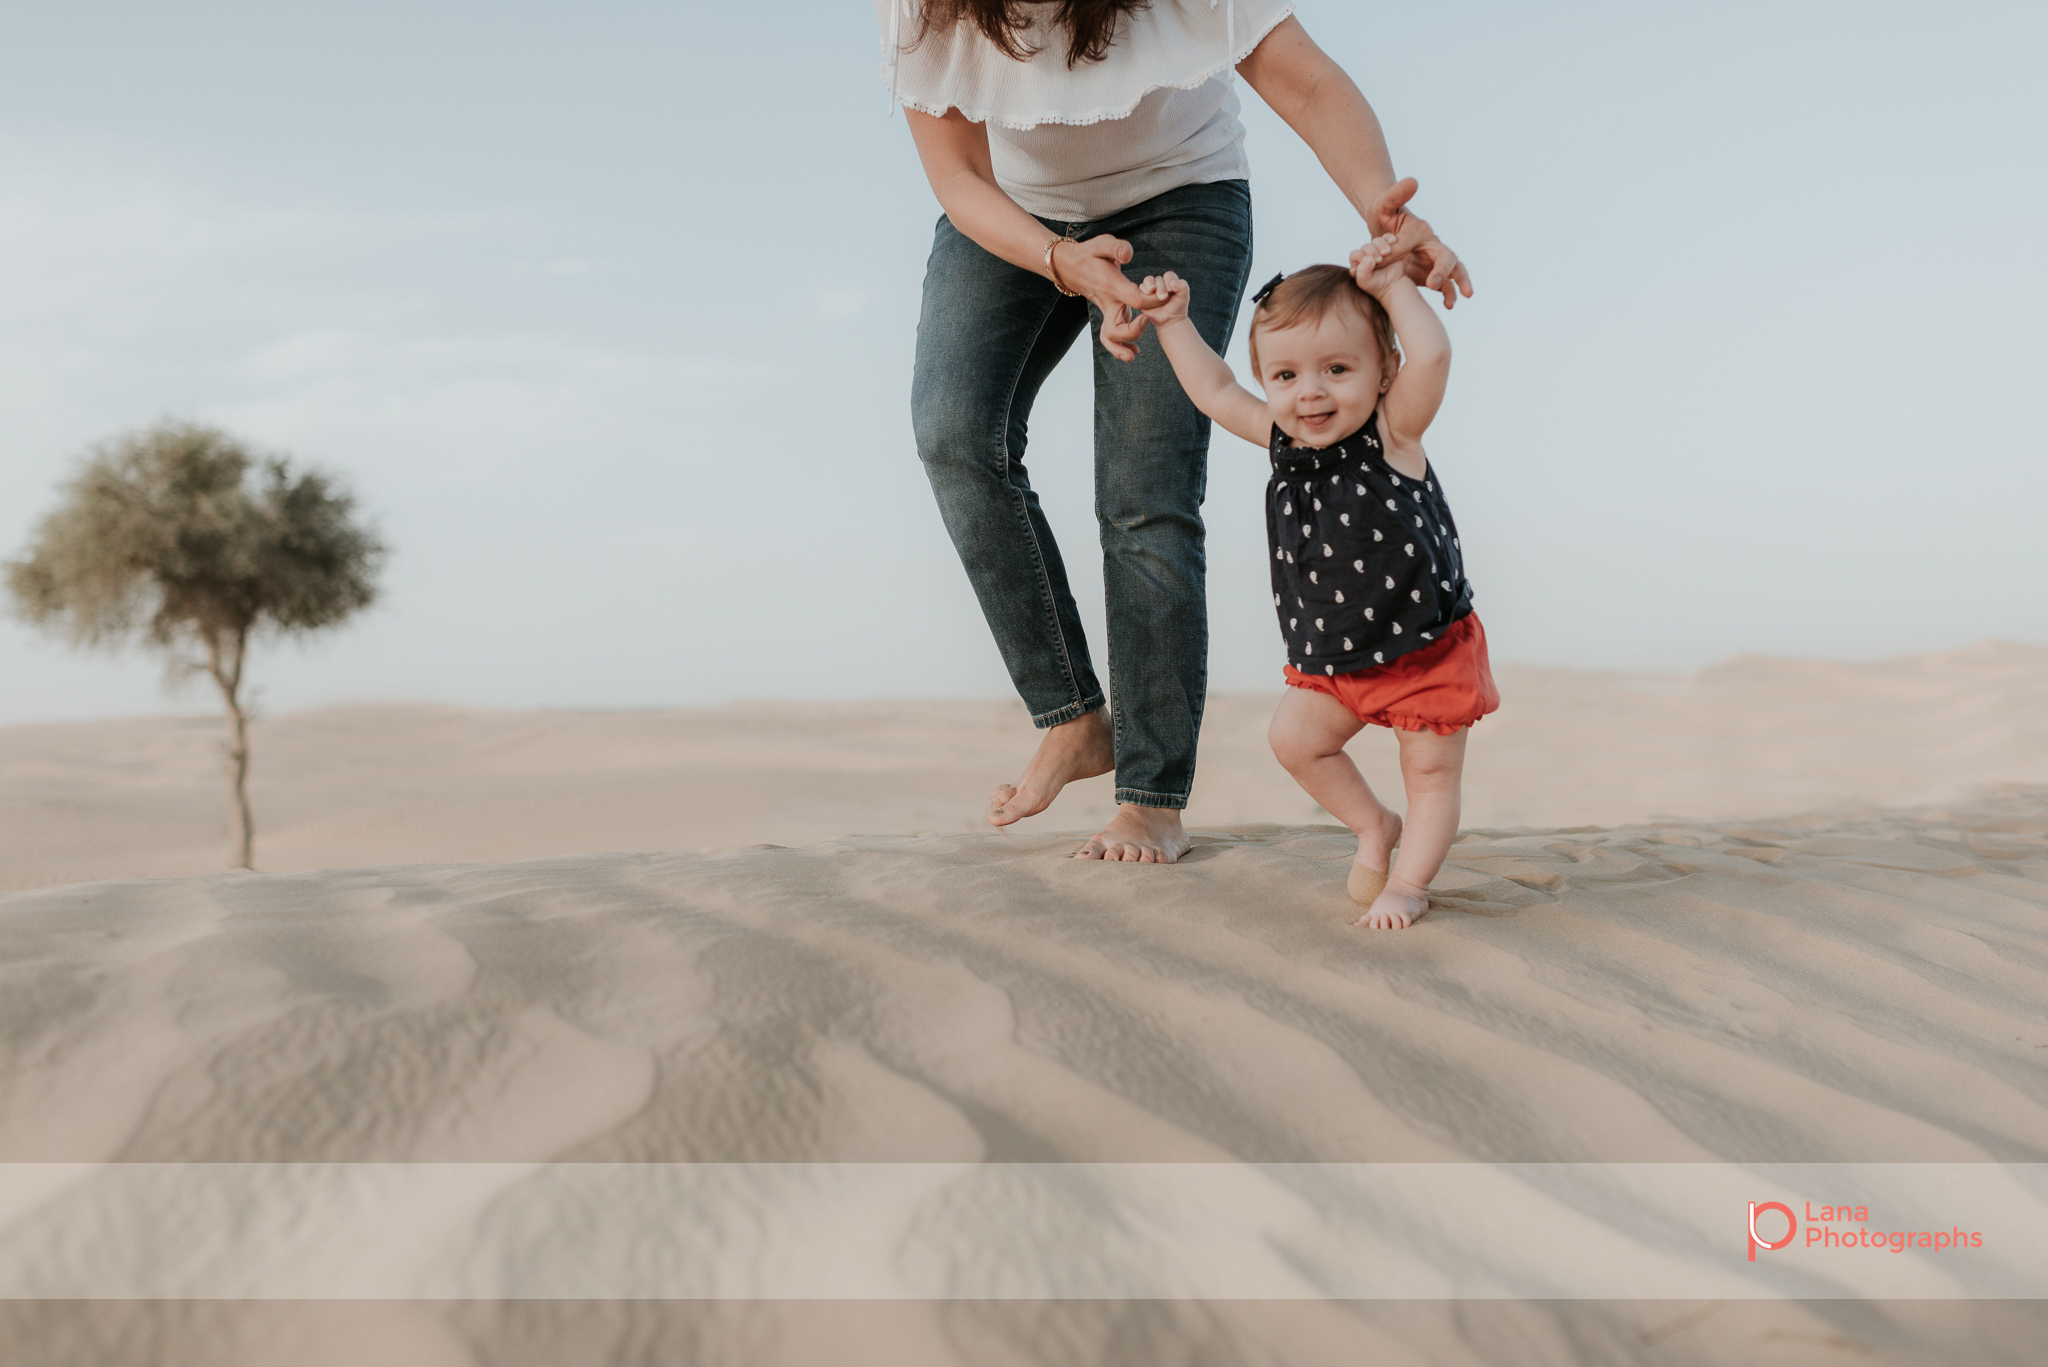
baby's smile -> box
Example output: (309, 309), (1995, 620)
(1254, 310), (1386, 450)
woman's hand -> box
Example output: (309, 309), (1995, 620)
(904, 110), (1162, 359)
(1054, 235), (1155, 362)
(1359, 178), (1474, 309)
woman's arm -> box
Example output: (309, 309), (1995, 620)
(905, 107), (1155, 360)
(1238, 18), (1475, 307)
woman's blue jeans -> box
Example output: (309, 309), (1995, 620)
(912, 179), (1253, 810)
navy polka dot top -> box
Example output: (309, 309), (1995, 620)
(1267, 410), (1475, 676)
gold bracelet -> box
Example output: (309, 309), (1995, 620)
(1044, 237), (1079, 297)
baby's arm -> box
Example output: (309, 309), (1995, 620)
(1359, 249), (1452, 442)
(1133, 274), (1270, 446)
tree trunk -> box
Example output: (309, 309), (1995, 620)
(205, 627), (255, 870)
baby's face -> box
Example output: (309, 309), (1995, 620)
(1254, 308), (1388, 449)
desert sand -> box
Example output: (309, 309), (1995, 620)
(6, 640), (2048, 890)
(3, 642), (2048, 1365)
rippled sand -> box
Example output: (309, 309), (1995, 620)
(4, 785), (2046, 1363)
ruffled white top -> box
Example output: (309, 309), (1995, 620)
(877, 0), (1297, 221)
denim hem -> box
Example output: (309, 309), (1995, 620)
(1032, 695), (1106, 730)
(1114, 788), (1189, 810)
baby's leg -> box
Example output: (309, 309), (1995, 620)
(1268, 689), (1404, 900)
(1360, 726), (1469, 930)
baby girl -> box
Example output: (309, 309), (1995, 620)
(1135, 239), (1499, 928)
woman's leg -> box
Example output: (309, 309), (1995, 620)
(912, 214), (1117, 821)
(1075, 181), (1253, 857)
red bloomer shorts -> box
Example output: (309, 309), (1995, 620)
(1283, 612), (1501, 735)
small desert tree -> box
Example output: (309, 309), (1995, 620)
(6, 421), (385, 869)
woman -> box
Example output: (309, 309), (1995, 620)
(886, 0), (1471, 862)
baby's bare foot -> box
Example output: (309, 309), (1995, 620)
(1346, 862), (1389, 906)
(990, 710), (1114, 827)
(1347, 805), (1404, 906)
(1072, 804), (1191, 863)
(1356, 874), (1429, 930)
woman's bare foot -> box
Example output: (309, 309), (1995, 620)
(1356, 874), (1429, 930)
(989, 710), (1115, 827)
(1072, 804), (1192, 863)
(1347, 805), (1404, 906)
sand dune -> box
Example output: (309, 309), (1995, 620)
(12, 793), (2045, 1168)
(4, 787), (2047, 1362)
(5, 640), (2047, 890)
(4, 643), (2048, 1363)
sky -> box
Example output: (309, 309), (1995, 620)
(2, 0), (2044, 726)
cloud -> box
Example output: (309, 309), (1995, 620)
(222, 328), (750, 479)
(0, 133), (752, 512)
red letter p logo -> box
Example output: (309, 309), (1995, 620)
(1747, 1201), (1796, 1261)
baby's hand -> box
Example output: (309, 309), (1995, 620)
(1348, 233), (1406, 297)
(1135, 271), (1191, 326)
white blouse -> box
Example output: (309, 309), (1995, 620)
(878, 0), (1297, 221)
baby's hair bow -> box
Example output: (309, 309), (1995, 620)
(1250, 272), (1285, 306)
